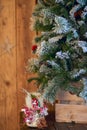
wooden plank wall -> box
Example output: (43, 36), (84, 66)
(0, 0), (18, 130)
(0, 0), (35, 130)
(16, 0), (36, 114)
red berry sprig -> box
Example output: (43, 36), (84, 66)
(32, 45), (37, 53)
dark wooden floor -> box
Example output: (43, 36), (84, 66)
(20, 112), (87, 130)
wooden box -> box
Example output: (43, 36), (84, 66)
(55, 91), (87, 123)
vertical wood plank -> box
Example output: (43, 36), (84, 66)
(16, 0), (36, 123)
(0, 0), (18, 130)
(0, 72), (6, 130)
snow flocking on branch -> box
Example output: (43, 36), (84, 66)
(56, 51), (70, 59)
(46, 60), (60, 70)
(72, 69), (86, 79)
(55, 0), (64, 4)
(79, 78), (87, 101)
(78, 41), (87, 53)
(48, 35), (63, 44)
(84, 32), (87, 38)
(76, 0), (87, 6)
(53, 16), (72, 34)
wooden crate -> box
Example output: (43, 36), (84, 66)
(55, 91), (87, 123)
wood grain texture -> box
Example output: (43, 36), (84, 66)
(0, 72), (6, 130)
(16, 0), (36, 128)
(0, 0), (18, 130)
(56, 90), (84, 102)
(55, 104), (87, 123)
(0, 1), (36, 129)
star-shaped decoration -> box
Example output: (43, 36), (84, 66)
(0, 37), (16, 56)
(3, 39), (14, 53)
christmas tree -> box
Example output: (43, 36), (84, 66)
(27, 0), (87, 103)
